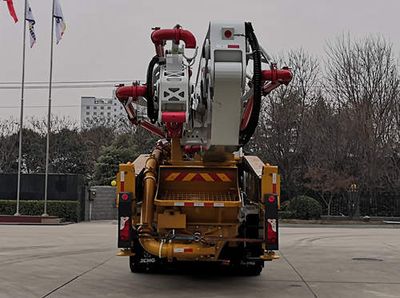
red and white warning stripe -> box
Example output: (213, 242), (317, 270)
(173, 202), (225, 208)
(173, 247), (193, 253)
(272, 173), (277, 194)
(120, 171), (125, 192)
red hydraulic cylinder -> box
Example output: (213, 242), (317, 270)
(161, 112), (186, 138)
(161, 111), (186, 123)
(184, 145), (203, 154)
(140, 121), (165, 138)
(240, 96), (254, 131)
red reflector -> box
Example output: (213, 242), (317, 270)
(267, 219), (277, 244)
(121, 193), (129, 201)
(268, 196), (275, 203)
(120, 225), (129, 240)
(120, 217), (130, 241)
(227, 44), (240, 48)
(184, 248), (193, 253)
(224, 30), (232, 39)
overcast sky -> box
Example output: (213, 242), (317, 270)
(1, 0), (399, 122)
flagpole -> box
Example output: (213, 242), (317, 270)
(15, 0), (28, 216)
(43, 0), (56, 216)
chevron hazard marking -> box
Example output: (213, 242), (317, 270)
(166, 172), (180, 181)
(182, 173), (197, 181)
(216, 173), (231, 182)
(164, 172), (233, 182)
(200, 173), (214, 181)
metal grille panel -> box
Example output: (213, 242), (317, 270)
(158, 191), (238, 202)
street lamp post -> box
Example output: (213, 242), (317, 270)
(349, 183), (359, 219)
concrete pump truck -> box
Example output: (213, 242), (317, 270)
(113, 22), (292, 275)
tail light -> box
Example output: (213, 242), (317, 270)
(118, 192), (132, 248)
(265, 195), (279, 250)
(120, 217), (130, 241)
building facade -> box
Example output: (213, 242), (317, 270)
(80, 96), (125, 127)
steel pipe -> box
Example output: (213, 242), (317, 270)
(115, 85), (147, 101)
(139, 238), (216, 260)
(261, 69), (292, 85)
(141, 147), (162, 228)
(151, 28), (197, 49)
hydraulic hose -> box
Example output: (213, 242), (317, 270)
(146, 55), (159, 123)
(239, 22), (262, 146)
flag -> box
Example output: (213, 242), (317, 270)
(53, 0), (66, 44)
(4, 0), (18, 23)
(25, 1), (36, 48)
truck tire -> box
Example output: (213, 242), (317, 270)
(239, 261), (263, 276)
(228, 259), (263, 276)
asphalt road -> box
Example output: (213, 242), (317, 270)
(0, 221), (399, 298)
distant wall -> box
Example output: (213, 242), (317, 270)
(0, 173), (85, 201)
(0, 173), (86, 221)
(85, 186), (117, 221)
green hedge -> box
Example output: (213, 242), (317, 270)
(285, 195), (322, 220)
(279, 210), (294, 219)
(0, 200), (80, 222)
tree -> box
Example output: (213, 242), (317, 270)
(50, 128), (91, 175)
(325, 35), (400, 199)
(304, 167), (353, 216)
(249, 49), (322, 199)
(300, 96), (357, 215)
(21, 128), (45, 173)
(93, 132), (151, 185)
(0, 119), (19, 173)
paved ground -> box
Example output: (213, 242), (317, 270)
(0, 222), (399, 298)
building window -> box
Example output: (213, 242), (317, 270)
(93, 112), (97, 115)
(100, 106), (104, 110)
(93, 106), (97, 110)
(86, 112), (89, 115)
(100, 112), (104, 115)
(107, 106), (111, 110)
(86, 106), (90, 109)
(107, 112), (111, 116)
